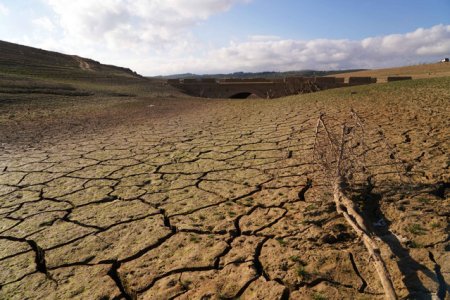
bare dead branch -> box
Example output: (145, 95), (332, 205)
(312, 110), (398, 300)
(334, 179), (397, 300)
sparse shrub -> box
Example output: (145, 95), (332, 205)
(290, 255), (300, 262)
(276, 238), (287, 246)
(290, 256), (307, 266)
(407, 224), (427, 235)
(189, 235), (199, 243)
(409, 240), (423, 248)
(312, 292), (327, 300)
(305, 204), (317, 212)
(296, 265), (310, 280)
(431, 222), (440, 229)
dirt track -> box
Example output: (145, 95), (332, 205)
(1, 78), (449, 299)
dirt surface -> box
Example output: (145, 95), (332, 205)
(332, 62), (450, 83)
(0, 76), (449, 299)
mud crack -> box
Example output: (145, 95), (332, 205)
(108, 261), (137, 300)
(349, 252), (368, 292)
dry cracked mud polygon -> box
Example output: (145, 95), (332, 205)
(1, 79), (449, 299)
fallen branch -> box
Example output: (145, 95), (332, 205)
(333, 178), (397, 300)
(313, 112), (397, 299)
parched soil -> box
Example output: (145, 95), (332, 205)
(332, 62), (450, 82)
(0, 77), (449, 299)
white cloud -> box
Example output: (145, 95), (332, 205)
(43, 0), (250, 51)
(0, 3), (9, 15)
(61, 24), (450, 75)
(32, 17), (55, 32)
(183, 24), (450, 74)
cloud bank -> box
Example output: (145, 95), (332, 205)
(171, 24), (450, 74)
(43, 0), (251, 52)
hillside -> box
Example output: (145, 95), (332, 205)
(331, 62), (450, 82)
(0, 40), (181, 99)
(0, 40), (145, 82)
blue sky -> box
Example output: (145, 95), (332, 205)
(0, 0), (449, 75)
(196, 0), (450, 42)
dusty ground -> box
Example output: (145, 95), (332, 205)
(332, 62), (450, 83)
(0, 76), (449, 299)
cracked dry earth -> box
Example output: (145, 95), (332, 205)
(1, 78), (449, 299)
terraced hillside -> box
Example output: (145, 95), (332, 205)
(0, 40), (144, 82)
(0, 43), (449, 299)
(0, 41), (181, 142)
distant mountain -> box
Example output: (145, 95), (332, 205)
(0, 40), (145, 82)
(154, 69), (367, 80)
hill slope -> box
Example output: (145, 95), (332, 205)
(0, 40), (182, 98)
(0, 40), (143, 82)
(331, 62), (450, 82)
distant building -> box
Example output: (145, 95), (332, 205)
(440, 58), (449, 62)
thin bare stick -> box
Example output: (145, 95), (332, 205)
(312, 113), (323, 158)
(336, 125), (347, 178)
(319, 114), (338, 153)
